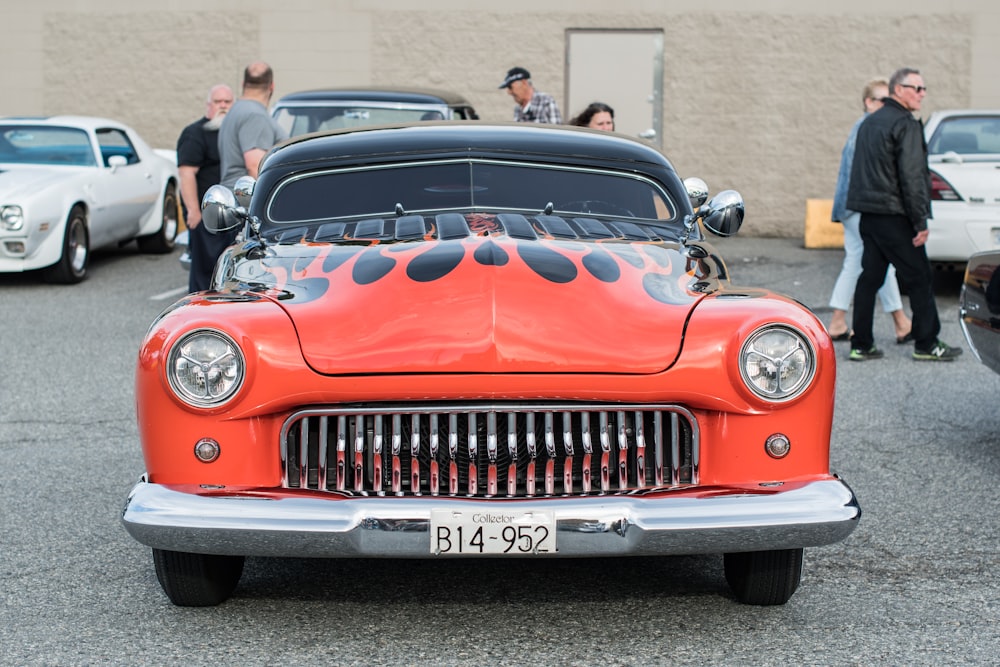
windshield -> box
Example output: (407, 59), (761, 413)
(272, 105), (448, 137)
(0, 125), (98, 166)
(268, 160), (676, 224)
(927, 115), (1000, 155)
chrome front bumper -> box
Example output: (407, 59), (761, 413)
(121, 477), (860, 557)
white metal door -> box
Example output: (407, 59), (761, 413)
(566, 29), (663, 146)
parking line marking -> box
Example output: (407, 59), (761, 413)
(151, 286), (189, 301)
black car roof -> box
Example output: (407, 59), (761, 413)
(273, 87), (474, 107)
(266, 122), (676, 172)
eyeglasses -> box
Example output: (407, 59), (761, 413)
(899, 84), (927, 93)
(869, 97), (885, 102)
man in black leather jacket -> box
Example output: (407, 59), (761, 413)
(845, 67), (962, 362)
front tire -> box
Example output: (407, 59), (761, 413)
(152, 548), (245, 607)
(724, 548), (803, 605)
(137, 183), (179, 254)
(42, 205), (89, 284)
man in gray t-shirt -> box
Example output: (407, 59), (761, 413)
(191, 61), (287, 290)
(218, 61), (288, 189)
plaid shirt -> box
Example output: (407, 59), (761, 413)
(514, 91), (562, 124)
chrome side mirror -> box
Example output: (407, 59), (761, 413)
(233, 176), (256, 209)
(700, 190), (744, 237)
(200, 184), (244, 234)
(684, 177), (708, 209)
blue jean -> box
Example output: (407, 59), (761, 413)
(188, 220), (239, 293)
(828, 212), (903, 313)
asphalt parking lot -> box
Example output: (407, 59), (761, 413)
(1, 235), (998, 666)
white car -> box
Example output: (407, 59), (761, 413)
(925, 110), (1000, 263)
(0, 116), (179, 283)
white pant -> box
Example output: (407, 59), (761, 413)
(828, 212), (903, 313)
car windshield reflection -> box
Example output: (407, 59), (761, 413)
(927, 115), (1000, 155)
(273, 105), (448, 136)
(0, 125), (98, 167)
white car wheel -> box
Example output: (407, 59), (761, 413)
(137, 183), (179, 254)
(42, 205), (89, 284)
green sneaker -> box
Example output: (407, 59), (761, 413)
(912, 340), (963, 361)
(849, 346), (884, 361)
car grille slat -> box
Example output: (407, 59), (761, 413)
(336, 415), (347, 490)
(280, 404), (698, 497)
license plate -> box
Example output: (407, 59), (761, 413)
(430, 509), (556, 555)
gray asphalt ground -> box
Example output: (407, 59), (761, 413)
(1, 235), (998, 666)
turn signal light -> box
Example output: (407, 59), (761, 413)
(194, 438), (221, 463)
(764, 433), (791, 459)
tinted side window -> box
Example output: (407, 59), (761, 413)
(96, 128), (139, 166)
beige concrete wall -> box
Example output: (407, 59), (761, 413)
(2, 0), (998, 237)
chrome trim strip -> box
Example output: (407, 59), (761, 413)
(429, 413), (439, 496)
(298, 417), (309, 489)
(600, 411), (611, 493)
(468, 412), (478, 496)
(617, 410), (627, 491)
(507, 413), (517, 497)
(670, 412), (680, 486)
(373, 414), (384, 494)
(318, 416), (329, 491)
(410, 414), (420, 494)
(123, 478), (861, 558)
(448, 413), (458, 496)
(391, 414), (402, 494)
(353, 413), (364, 493)
(653, 411), (663, 487)
(635, 410), (646, 488)
(336, 415), (347, 491)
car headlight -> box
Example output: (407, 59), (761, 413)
(167, 330), (245, 407)
(1, 205), (24, 231)
(739, 325), (816, 402)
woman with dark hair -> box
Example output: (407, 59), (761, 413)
(569, 102), (614, 131)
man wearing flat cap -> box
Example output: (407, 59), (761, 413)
(499, 66), (562, 124)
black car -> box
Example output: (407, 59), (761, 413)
(960, 250), (1000, 375)
(271, 87), (479, 137)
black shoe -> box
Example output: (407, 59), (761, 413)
(912, 340), (962, 361)
(849, 346), (884, 361)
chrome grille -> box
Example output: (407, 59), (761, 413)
(280, 404), (698, 497)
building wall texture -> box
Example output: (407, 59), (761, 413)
(3, 0), (1000, 237)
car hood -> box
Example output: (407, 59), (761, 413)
(930, 158), (1000, 204)
(229, 236), (714, 375)
(0, 167), (77, 199)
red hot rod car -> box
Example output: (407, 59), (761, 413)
(122, 122), (859, 606)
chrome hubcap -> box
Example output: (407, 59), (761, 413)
(69, 219), (87, 272)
